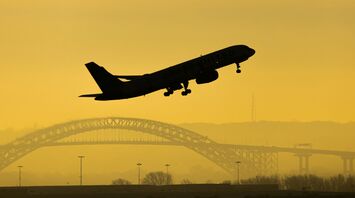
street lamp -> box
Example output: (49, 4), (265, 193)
(137, 163), (142, 185)
(78, 155), (85, 185)
(165, 164), (170, 185)
(17, 166), (23, 187)
(235, 161), (241, 184)
(165, 163), (170, 175)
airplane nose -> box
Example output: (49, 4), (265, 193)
(249, 48), (255, 56)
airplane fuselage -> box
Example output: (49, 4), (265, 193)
(83, 45), (255, 100)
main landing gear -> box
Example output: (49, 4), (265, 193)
(236, 63), (241, 73)
(164, 88), (174, 97)
(181, 81), (191, 96)
(163, 81), (192, 97)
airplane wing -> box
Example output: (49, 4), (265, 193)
(79, 94), (102, 97)
(114, 75), (143, 81)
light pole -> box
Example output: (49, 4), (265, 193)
(165, 164), (170, 185)
(78, 155), (85, 185)
(18, 166), (23, 187)
(235, 161), (241, 184)
(137, 163), (142, 185)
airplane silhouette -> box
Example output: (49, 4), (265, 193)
(80, 45), (255, 100)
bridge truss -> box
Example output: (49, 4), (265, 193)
(0, 117), (278, 177)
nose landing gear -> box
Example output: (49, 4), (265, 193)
(236, 63), (241, 73)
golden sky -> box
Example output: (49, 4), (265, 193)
(1, 1), (355, 186)
(1, 0), (354, 128)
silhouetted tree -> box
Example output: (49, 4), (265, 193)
(344, 175), (355, 192)
(283, 174), (324, 191)
(112, 178), (131, 185)
(221, 180), (232, 184)
(238, 174), (355, 192)
(142, 171), (173, 185)
(205, 180), (215, 184)
(181, 178), (193, 184)
(327, 174), (355, 192)
(241, 175), (279, 184)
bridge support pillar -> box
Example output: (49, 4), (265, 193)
(342, 156), (354, 175)
(295, 154), (311, 174)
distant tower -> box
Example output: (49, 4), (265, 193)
(251, 93), (256, 122)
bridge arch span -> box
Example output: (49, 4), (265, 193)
(0, 117), (237, 173)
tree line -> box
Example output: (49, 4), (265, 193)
(112, 171), (173, 185)
(240, 174), (355, 192)
(112, 172), (355, 192)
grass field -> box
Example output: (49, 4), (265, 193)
(0, 184), (354, 198)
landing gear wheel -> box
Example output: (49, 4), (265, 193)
(164, 88), (174, 96)
(181, 81), (191, 96)
(181, 89), (191, 96)
(236, 63), (241, 73)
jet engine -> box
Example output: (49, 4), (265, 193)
(195, 70), (219, 84)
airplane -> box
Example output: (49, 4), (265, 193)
(80, 45), (255, 100)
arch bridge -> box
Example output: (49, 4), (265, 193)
(0, 117), (277, 176)
(0, 118), (354, 176)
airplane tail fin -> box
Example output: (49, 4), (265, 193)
(85, 62), (123, 93)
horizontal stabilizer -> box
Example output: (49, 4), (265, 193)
(79, 94), (102, 97)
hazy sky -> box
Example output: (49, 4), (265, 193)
(1, 0), (355, 186)
(1, 0), (354, 129)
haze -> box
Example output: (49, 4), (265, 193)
(0, 0), (354, 186)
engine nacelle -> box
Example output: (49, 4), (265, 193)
(195, 70), (219, 84)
